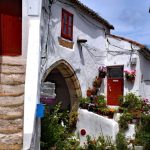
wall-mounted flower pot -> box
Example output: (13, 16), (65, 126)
(94, 77), (102, 87)
(86, 87), (92, 97)
(91, 87), (97, 95)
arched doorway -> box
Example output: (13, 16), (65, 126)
(40, 60), (82, 149)
(42, 59), (82, 111)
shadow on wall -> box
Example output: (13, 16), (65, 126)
(124, 80), (134, 91)
(74, 10), (105, 40)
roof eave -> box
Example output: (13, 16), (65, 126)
(70, 0), (114, 30)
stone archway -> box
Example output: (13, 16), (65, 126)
(42, 59), (82, 111)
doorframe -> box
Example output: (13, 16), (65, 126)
(106, 65), (124, 106)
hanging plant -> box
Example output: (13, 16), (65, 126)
(124, 69), (136, 81)
(98, 66), (107, 78)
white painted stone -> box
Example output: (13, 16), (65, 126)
(76, 109), (119, 145)
(125, 124), (135, 140)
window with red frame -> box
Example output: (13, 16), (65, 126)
(61, 9), (73, 41)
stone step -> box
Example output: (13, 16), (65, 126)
(0, 65), (26, 74)
(0, 95), (24, 107)
(0, 126), (22, 134)
(0, 73), (25, 85)
(0, 132), (22, 148)
(0, 106), (23, 120)
(0, 119), (23, 128)
(0, 84), (24, 96)
(0, 56), (26, 65)
(0, 118), (22, 134)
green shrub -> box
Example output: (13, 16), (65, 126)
(122, 93), (142, 111)
(134, 114), (150, 149)
(83, 135), (116, 150)
(118, 113), (133, 131)
(69, 111), (78, 130)
(40, 103), (80, 150)
(116, 132), (128, 150)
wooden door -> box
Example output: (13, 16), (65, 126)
(107, 66), (124, 105)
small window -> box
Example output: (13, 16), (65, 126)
(61, 9), (73, 41)
(107, 66), (123, 78)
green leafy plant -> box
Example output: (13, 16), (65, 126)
(119, 113), (133, 131)
(69, 111), (78, 130)
(84, 135), (116, 150)
(40, 103), (80, 150)
(134, 114), (150, 149)
(123, 93), (142, 110)
(79, 97), (90, 109)
(95, 95), (107, 110)
(116, 132), (128, 150)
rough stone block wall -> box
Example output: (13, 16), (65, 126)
(0, 57), (26, 149)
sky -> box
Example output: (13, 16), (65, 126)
(80, 0), (150, 47)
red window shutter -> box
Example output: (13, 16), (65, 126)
(61, 9), (73, 41)
(0, 14), (21, 56)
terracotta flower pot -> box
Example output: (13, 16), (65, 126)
(86, 87), (92, 97)
(134, 146), (143, 150)
(91, 87), (97, 95)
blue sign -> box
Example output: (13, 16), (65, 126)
(36, 104), (45, 118)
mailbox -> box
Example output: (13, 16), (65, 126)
(36, 104), (45, 118)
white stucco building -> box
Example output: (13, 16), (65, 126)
(0, 0), (150, 149)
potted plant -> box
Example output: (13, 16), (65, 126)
(101, 107), (109, 116)
(119, 113), (133, 131)
(93, 76), (102, 88)
(124, 69), (136, 81)
(79, 97), (90, 109)
(86, 87), (92, 97)
(107, 108), (116, 119)
(91, 87), (98, 95)
(97, 99), (106, 107)
(118, 107), (125, 113)
(98, 66), (107, 78)
(122, 93), (142, 112)
(133, 138), (144, 150)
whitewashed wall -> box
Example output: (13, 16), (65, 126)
(106, 35), (150, 100)
(41, 0), (110, 96)
(139, 54), (150, 100)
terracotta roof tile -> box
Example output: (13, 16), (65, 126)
(109, 34), (146, 49)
